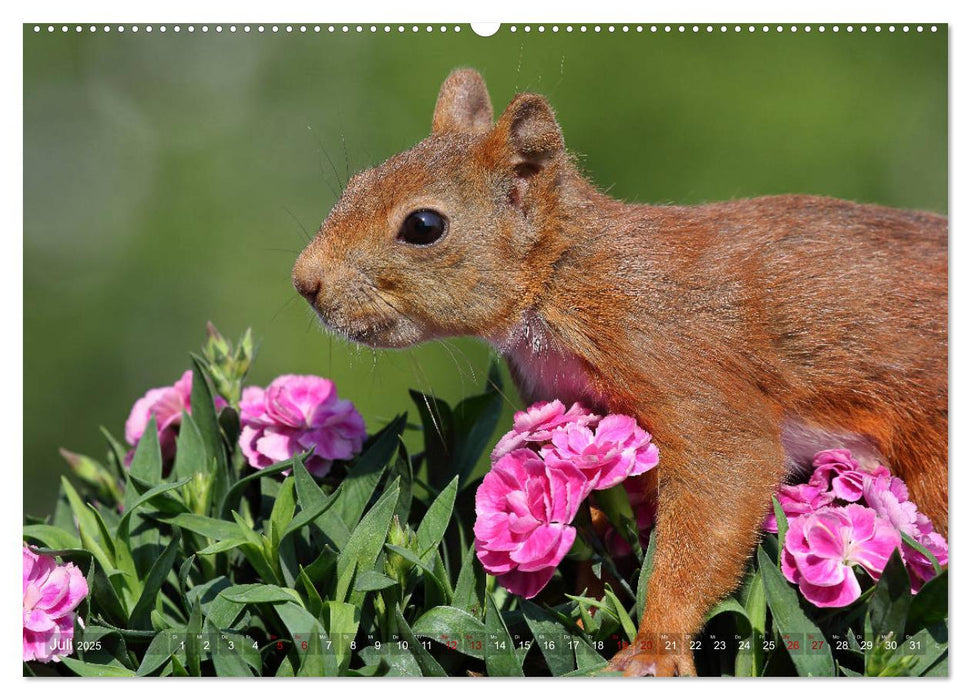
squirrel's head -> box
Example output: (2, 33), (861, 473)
(292, 68), (569, 348)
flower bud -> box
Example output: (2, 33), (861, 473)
(59, 449), (123, 505)
(184, 471), (213, 515)
(202, 323), (255, 405)
(384, 515), (420, 583)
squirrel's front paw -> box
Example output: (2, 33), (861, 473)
(606, 641), (696, 677)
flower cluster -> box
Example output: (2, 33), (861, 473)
(475, 401), (659, 598)
(771, 449), (948, 607)
(239, 375), (367, 477)
(23, 547), (88, 663)
(126, 371), (366, 479)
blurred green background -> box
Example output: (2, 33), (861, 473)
(24, 24), (947, 516)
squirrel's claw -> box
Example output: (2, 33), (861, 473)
(606, 644), (695, 677)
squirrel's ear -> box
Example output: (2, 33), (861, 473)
(432, 68), (494, 133)
(495, 93), (564, 173)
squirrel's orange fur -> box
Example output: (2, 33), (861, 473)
(292, 69), (948, 676)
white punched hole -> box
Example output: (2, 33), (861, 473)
(471, 23), (500, 37)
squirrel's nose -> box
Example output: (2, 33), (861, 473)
(292, 255), (322, 305)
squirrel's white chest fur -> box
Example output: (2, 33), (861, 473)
(492, 310), (604, 409)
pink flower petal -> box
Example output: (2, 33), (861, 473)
(510, 524), (563, 570)
(497, 567), (558, 599)
(798, 574), (862, 608)
(23, 609), (56, 632)
(255, 429), (299, 464)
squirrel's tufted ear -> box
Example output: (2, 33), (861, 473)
(432, 68), (494, 133)
(495, 93), (564, 173)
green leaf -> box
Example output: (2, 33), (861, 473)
(281, 467), (341, 541)
(416, 476), (457, 559)
(412, 605), (488, 659)
(86, 556), (129, 626)
(353, 569), (397, 592)
(359, 644), (422, 677)
(189, 357), (226, 470)
(324, 600), (359, 671)
(136, 631), (179, 677)
(85, 503), (141, 601)
(217, 456), (295, 520)
(889, 624), (947, 677)
(60, 657), (136, 677)
(737, 568), (767, 677)
(22, 524), (81, 550)
(268, 477), (297, 554)
(337, 414), (406, 528)
(184, 601), (204, 676)
(177, 555), (196, 608)
(603, 585), (637, 643)
(772, 496), (788, 563)
(573, 638), (607, 670)
(157, 512), (248, 542)
(205, 620), (260, 677)
(758, 546), (835, 677)
(452, 544), (485, 617)
(128, 533), (181, 629)
(205, 597), (246, 631)
(452, 389), (503, 489)
(275, 656), (295, 677)
(394, 605), (447, 677)
(128, 416), (162, 484)
(273, 601), (337, 676)
(868, 549), (912, 646)
(220, 584), (303, 605)
(391, 447), (414, 524)
(60, 477), (116, 585)
(484, 593), (524, 676)
(907, 568), (948, 633)
(385, 544), (450, 600)
(293, 458), (350, 548)
(335, 479), (401, 603)
(170, 656), (189, 676)
(522, 601), (578, 676)
(634, 529), (657, 622)
(99, 426), (130, 482)
(196, 538), (250, 555)
(173, 411), (207, 480)
(563, 661), (611, 676)
(923, 653), (948, 677)
(189, 357), (230, 509)
(705, 596), (749, 623)
(117, 477), (191, 542)
(297, 566), (325, 617)
(409, 390), (455, 489)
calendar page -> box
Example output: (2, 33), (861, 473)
(22, 19), (948, 679)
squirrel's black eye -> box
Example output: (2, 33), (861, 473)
(398, 209), (448, 246)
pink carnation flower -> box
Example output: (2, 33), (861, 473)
(125, 370), (226, 462)
(491, 400), (599, 461)
(23, 547), (88, 663)
(808, 448), (890, 502)
(541, 414), (660, 490)
(864, 475), (948, 589)
(904, 527), (949, 588)
(239, 374), (366, 477)
(474, 448), (592, 599)
(764, 483), (835, 533)
(781, 504), (901, 608)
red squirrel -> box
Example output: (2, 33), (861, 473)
(292, 69), (948, 676)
